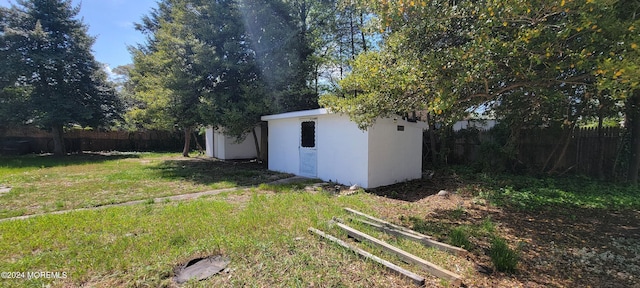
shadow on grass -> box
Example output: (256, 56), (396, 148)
(0, 152), (141, 169)
(370, 169), (640, 211)
(368, 178), (464, 202)
(493, 204), (640, 287)
(401, 202), (640, 287)
(149, 158), (291, 187)
(366, 169), (640, 287)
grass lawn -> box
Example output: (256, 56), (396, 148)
(0, 154), (639, 287)
(1, 190), (402, 287)
(0, 152), (290, 218)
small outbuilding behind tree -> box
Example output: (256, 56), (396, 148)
(204, 127), (261, 160)
(261, 109), (426, 188)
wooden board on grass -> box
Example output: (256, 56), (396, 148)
(308, 227), (425, 286)
(334, 222), (463, 286)
(344, 207), (467, 256)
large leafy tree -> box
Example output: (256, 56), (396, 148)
(130, 0), (207, 156)
(195, 0), (268, 143)
(305, 0), (373, 95)
(322, 0), (640, 181)
(110, 64), (140, 131)
(131, 0), (270, 156)
(599, 0), (640, 182)
(0, 0), (121, 156)
(131, 0), (322, 157)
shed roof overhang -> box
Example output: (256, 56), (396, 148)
(261, 108), (330, 121)
(261, 108), (429, 130)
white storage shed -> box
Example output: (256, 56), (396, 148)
(260, 108), (426, 188)
(205, 126), (261, 160)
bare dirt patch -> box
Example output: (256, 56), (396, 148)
(366, 178), (640, 288)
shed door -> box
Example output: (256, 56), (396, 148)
(299, 120), (317, 177)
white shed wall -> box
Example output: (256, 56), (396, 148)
(205, 127), (215, 158)
(267, 118), (301, 174)
(263, 109), (425, 189)
(367, 118), (423, 188)
(214, 130), (225, 158)
(316, 114), (369, 187)
(206, 127), (261, 160)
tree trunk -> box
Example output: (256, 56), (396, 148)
(360, 12), (367, 52)
(182, 126), (192, 157)
(597, 110), (605, 180)
(314, 63), (319, 95)
(349, 9), (356, 60)
(51, 124), (66, 156)
(260, 122), (268, 166)
(251, 126), (261, 161)
(627, 91), (640, 184)
(191, 130), (204, 155)
(339, 42), (344, 79)
(426, 113), (438, 165)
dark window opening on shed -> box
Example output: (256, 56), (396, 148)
(301, 121), (315, 148)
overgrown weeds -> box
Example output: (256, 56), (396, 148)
(489, 237), (519, 273)
(402, 213), (523, 273)
(454, 168), (640, 211)
(448, 227), (472, 250)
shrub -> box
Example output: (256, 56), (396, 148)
(449, 227), (472, 250)
(480, 217), (496, 234)
(489, 237), (519, 273)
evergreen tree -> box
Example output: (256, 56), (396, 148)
(131, 0), (322, 157)
(240, 0), (318, 113)
(131, 0), (269, 156)
(130, 0), (205, 156)
(0, 0), (121, 156)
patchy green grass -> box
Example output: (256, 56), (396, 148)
(257, 180), (323, 193)
(0, 153), (289, 218)
(0, 155), (462, 287)
(457, 170), (640, 211)
(0, 190), (423, 287)
(448, 227), (472, 250)
(2, 156), (638, 287)
(489, 237), (520, 273)
(401, 215), (497, 253)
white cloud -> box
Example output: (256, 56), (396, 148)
(102, 63), (118, 81)
(116, 21), (134, 29)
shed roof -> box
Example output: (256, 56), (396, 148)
(261, 108), (429, 130)
(261, 108), (330, 121)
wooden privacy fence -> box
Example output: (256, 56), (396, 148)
(429, 126), (623, 178)
(574, 127), (621, 177)
(517, 127), (621, 176)
(0, 127), (187, 154)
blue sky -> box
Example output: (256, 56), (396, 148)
(0, 0), (157, 71)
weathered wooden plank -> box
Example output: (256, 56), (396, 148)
(307, 227), (425, 287)
(334, 222), (463, 286)
(344, 207), (432, 239)
(349, 217), (467, 256)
